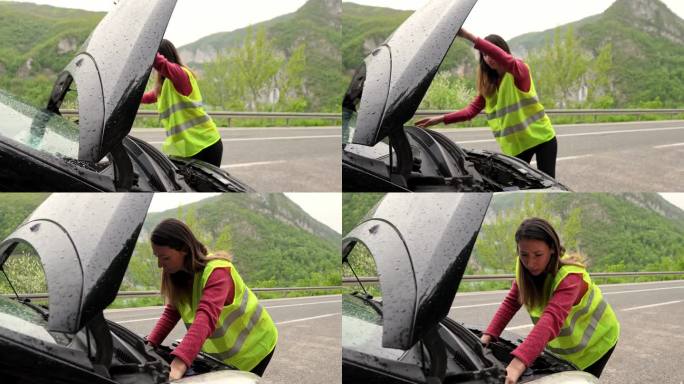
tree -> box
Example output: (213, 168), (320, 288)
(419, 71), (476, 110)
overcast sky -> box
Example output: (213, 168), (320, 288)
(8, 0), (684, 45)
(660, 193), (684, 213)
(149, 193), (341, 234)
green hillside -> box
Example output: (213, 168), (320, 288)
(509, 0), (684, 107)
(343, 193), (684, 280)
(341, 2), (478, 78)
(180, 0), (344, 111)
(0, 194), (339, 297)
(0, 2), (103, 106)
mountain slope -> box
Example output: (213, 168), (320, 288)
(0, 2), (103, 105)
(509, 0), (684, 107)
(179, 0), (344, 111)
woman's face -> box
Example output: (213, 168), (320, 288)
(152, 244), (187, 274)
(483, 54), (500, 73)
(518, 238), (552, 276)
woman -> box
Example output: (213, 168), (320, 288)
(482, 218), (619, 384)
(141, 39), (223, 167)
(416, 29), (558, 178)
(145, 218), (278, 380)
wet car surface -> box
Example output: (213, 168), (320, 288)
(0, 0), (250, 192)
(342, 193), (597, 383)
(0, 194), (259, 383)
(341, 0), (568, 192)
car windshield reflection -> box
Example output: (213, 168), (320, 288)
(0, 90), (79, 159)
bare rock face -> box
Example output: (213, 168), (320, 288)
(609, 0), (684, 44)
(16, 58), (33, 78)
(57, 37), (79, 54)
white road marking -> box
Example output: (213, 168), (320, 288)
(265, 300), (341, 309)
(622, 300), (683, 312)
(117, 317), (161, 324)
(148, 134), (340, 145)
(221, 160), (286, 169)
(506, 324), (534, 331)
(132, 127), (339, 134)
(653, 142), (684, 149)
(603, 286), (684, 295)
(451, 302), (500, 309)
(530, 154), (593, 165)
(276, 313), (340, 325)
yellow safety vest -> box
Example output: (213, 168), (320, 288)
(516, 262), (620, 369)
(176, 259), (278, 371)
(158, 67), (221, 157)
(483, 65), (555, 156)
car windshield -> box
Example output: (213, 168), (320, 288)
(342, 294), (406, 360)
(0, 90), (79, 159)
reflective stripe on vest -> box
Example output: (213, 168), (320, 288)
(157, 67), (220, 157)
(516, 261), (620, 369)
(176, 258), (278, 371)
(483, 65), (555, 156)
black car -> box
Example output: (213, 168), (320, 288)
(0, 0), (250, 192)
(0, 194), (259, 383)
(342, 0), (568, 192)
(342, 193), (597, 383)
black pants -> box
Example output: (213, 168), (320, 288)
(514, 137), (557, 178)
(584, 342), (616, 378)
(250, 346), (276, 377)
(190, 139), (223, 167)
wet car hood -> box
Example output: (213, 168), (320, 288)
(47, 0), (177, 162)
(348, 0), (478, 146)
(0, 194), (152, 334)
(342, 193), (491, 350)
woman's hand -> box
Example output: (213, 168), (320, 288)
(505, 357), (527, 384)
(169, 357), (188, 381)
(457, 28), (477, 43)
(480, 333), (492, 347)
(415, 115), (444, 128)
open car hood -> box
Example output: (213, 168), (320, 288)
(48, 0), (177, 162)
(0, 194), (152, 334)
(347, 0), (478, 146)
(342, 193), (491, 350)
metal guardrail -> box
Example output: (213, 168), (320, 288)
(342, 271), (684, 285)
(2, 286), (343, 301)
(60, 109), (341, 127)
(58, 108), (684, 127)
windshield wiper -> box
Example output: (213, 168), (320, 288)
(0, 265), (20, 300)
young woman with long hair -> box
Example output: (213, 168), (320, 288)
(416, 29), (558, 178)
(481, 218), (619, 384)
(145, 218), (278, 380)
(141, 39), (223, 167)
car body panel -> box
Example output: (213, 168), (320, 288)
(350, 0), (478, 146)
(342, 193), (492, 350)
(0, 194), (152, 334)
(49, 0), (177, 162)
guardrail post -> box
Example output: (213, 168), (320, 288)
(228, 118), (231, 127)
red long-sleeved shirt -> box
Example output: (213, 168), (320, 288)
(484, 273), (588, 367)
(147, 268), (235, 368)
(443, 37), (531, 125)
(141, 53), (192, 104)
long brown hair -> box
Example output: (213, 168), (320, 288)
(151, 218), (232, 307)
(515, 217), (584, 308)
(477, 34), (511, 98)
(154, 39), (188, 94)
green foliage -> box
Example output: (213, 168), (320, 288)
(419, 71), (476, 110)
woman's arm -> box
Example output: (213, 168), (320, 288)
(154, 53), (192, 96)
(483, 280), (523, 341)
(170, 268), (235, 370)
(146, 304), (181, 346)
(415, 96), (485, 128)
(510, 273), (587, 367)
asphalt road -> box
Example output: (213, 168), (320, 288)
(448, 280), (684, 383)
(105, 294), (342, 384)
(436, 120), (684, 191)
(130, 127), (341, 192)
